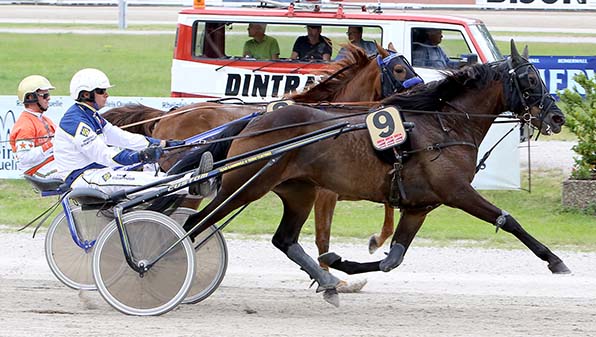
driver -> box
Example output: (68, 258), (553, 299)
(53, 68), (213, 196)
(9, 75), (60, 178)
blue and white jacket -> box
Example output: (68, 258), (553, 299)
(54, 102), (161, 185)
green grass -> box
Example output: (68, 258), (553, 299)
(4, 170), (595, 250)
(1, 33), (174, 97)
(0, 23), (177, 31)
(494, 40), (596, 56)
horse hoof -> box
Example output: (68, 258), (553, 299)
(336, 279), (368, 293)
(548, 261), (571, 274)
(323, 288), (340, 307)
(368, 235), (380, 254)
(318, 252), (341, 268)
(379, 244), (405, 272)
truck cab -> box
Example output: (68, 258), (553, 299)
(171, 3), (503, 101)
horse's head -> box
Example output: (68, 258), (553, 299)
(506, 40), (565, 135)
(377, 48), (424, 98)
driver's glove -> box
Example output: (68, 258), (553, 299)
(138, 144), (164, 164)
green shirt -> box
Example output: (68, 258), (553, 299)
(243, 35), (280, 60)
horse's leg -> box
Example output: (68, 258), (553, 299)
(446, 185), (570, 274)
(273, 182), (341, 307)
(319, 208), (430, 275)
(368, 204), (396, 254)
(314, 189), (368, 293)
(313, 189), (336, 258)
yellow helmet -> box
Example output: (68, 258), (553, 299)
(17, 75), (55, 103)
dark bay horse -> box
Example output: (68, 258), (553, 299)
(102, 44), (415, 269)
(181, 41), (567, 306)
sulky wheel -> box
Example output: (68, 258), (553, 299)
(168, 208), (228, 304)
(92, 210), (195, 316)
(45, 206), (111, 290)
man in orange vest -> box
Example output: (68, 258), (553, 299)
(9, 75), (60, 178)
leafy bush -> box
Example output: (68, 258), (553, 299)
(559, 73), (596, 180)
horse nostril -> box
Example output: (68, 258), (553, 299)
(552, 115), (565, 125)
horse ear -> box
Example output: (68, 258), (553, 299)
(522, 45), (529, 59)
(377, 42), (389, 57)
(510, 39), (521, 64)
(387, 42), (396, 53)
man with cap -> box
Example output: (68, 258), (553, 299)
(291, 25), (332, 61)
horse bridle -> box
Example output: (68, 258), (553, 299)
(377, 52), (423, 98)
(506, 58), (556, 133)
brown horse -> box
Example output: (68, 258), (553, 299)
(181, 41), (568, 306)
(102, 44), (415, 267)
(101, 104), (166, 135)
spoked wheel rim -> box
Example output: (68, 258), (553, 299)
(92, 210), (195, 316)
(45, 206), (111, 290)
(168, 208), (228, 304)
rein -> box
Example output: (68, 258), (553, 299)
(166, 101), (521, 152)
(166, 110), (372, 150)
(119, 104), (202, 130)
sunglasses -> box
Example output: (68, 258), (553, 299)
(94, 88), (107, 95)
(36, 92), (50, 99)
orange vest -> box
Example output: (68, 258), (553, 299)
(9, 110), (56, 175)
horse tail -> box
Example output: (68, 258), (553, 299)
(166, 118), (251, 175)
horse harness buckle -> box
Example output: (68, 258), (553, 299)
(388, 148), (407, 207)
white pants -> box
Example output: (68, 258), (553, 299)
(29, 160), (62, 179)
(70, 167), (192, 197)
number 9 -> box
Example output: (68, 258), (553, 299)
(373, 110), (395, 137)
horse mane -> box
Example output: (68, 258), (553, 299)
(381, 63), (503, 111)
(101, 104), (166, 136)
(289, 44), (387, 103)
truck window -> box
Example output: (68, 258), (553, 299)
(193, 21), (227, 58)
(192, 21), (382, 61)
(411, 28), (472, 69)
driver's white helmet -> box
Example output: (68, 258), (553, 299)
(69, 68), (113, 100)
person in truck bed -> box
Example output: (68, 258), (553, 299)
(291, 25), (332, 61)
(243, 23), (280, 60)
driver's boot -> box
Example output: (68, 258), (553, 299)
(189, 151), (215, 197)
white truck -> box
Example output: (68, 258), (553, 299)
(171, 2), (503, 100)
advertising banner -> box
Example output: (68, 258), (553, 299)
(476, 0), (596, 10)
(531, 56), (596, 97)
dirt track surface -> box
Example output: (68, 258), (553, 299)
(2, 230), (596, 336)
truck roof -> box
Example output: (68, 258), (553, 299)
(178, 6), (482, 26)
